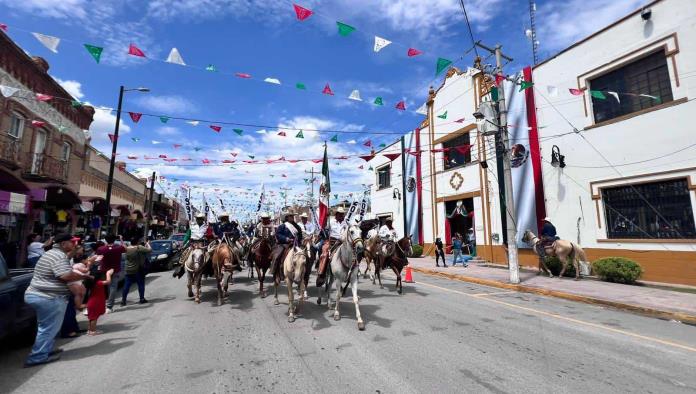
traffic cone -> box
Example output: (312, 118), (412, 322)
(404, 266), (414, 283)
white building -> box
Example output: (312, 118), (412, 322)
(532, 0), (696, 286)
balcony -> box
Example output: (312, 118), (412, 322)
(0, 133), (22, 170)
(22, 153), (68, 183)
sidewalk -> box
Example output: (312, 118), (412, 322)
(407, 256), (696, 324)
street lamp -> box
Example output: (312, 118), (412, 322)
(104, 85), (149, 234)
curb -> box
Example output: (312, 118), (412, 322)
(410, 266), (696, 326)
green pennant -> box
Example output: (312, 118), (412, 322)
(436, 57), (452, 75)
(295, 130), (304, 139)
(519, 81), (534, 92)
(233, 128), (243, 136)
(160, 116), (170, 123)
(336, 21), (356, 36)
(84, 44), (103, 64)
(71, 100), (83, 108)
(194, 147), (202, 151)
(296, 83), (306, 90)
(491, 87), (499, 102)
(131, 137), (140, 142)
(590, 90), (606, 100)
(248, 155), (255, 159)
(270, 175), (275, 178)
(333, 194), (338, 199)
(330, 134), (338, 142)
(378, 143), (385, 148)
(368, 166), (373, 171)
(206, 64), (217, 72)
(437, 111), (448, 119)
(374, 97), (383, 106)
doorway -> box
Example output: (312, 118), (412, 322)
(444, 198), (474, 245)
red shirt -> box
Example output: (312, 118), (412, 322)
(96, 244), (126, 273)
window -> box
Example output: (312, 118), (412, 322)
(8, 112), (24, 138)
(602, 179), (696, 239)
(61, 142), (71, 162)
(377, 165), (391, 190)
(443, 133), (471, 170)
(590, 51), (673, 123)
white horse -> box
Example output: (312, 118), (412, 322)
(317, 225), (366, 330)
(184, 248), (207, 303)
(274, 244), (308, 322)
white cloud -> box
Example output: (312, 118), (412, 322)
(134, 95), (198, 115)
(347, 140), (357, 144)
(0, 0), (88, 19)
(155, 126), (181, 136)
(88, 107), (132, 150)
(537, 0), (646, 51)
(53, 77), (85, 99)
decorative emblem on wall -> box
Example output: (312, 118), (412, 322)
(449, 172), (464, 191)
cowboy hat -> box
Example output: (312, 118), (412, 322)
(299, 212), (308, 218)
(259, 212), (271, 219)
(195, 213), (205, 219)
(543, 217), (552, 222)
(283, 211), (296, 217)
(335, 207), (346, 214)
(218, 212), (229, 217)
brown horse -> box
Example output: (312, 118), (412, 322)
(250, 235), (273, 297)
(359, 233), (384, 288)
(522, 230), (588, 280)
(383, 236), (413, 294)
(211, 242), (242, 305)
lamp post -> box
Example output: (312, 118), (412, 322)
(104, 86), (149, 234)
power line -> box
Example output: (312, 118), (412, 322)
(458, 0), (480, 58)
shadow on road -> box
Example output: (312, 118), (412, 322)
(60, 336), (136, 361)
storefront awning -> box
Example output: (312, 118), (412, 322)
(0, 191), (29, 214)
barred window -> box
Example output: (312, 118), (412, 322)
(377, 165), (391, 190)
(590, 50), (673, 123)
(443, 133), (471, 170)
(602, 178), (696, 239)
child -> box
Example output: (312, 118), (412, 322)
(67, 246), (101, 310)
(84, 268), (114, 336)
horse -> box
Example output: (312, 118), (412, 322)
(274, 243), (308, 322)
(211, 242), (242, 305)
(183, 248), (208, 303)
(522, 230), (588, 280)
(300, 235), (318, 300)
(317, 224), (366, 330)
(359, 232), (384, 288)
(383, 235), (413, 294)
(249, 234), (273, 297)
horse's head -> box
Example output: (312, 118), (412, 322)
(521, 230), (535, 244)
(191, 248), (205, 270)
(345, 224), (364, 255)
(399, 235), (414, 257)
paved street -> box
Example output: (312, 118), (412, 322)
(2, 268), (696, 394)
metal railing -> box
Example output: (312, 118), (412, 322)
(23, 152), (68, 183)
(0, 133), (22, 168)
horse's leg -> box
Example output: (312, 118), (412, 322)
(573, 254), (581, 281)
(223, 270), (232, 297)
(351, 270), (365, 330)
(298, 269), (305, 317)
(286, 273), (294, 322)
(194, 272), (202, 303)
(391, 265), (401, 294)
(333, 274), (341, 321)
(558, 253), (568, 279)
(273, 268), (280, 306)
(256, 266), (265, 298)
(375, 260), (383, 289)
(187, 272), (194, 298)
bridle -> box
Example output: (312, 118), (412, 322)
(396, 237), (412, 257)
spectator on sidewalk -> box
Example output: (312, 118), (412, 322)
(466, 228), (476, 256)
(96, 234), (126, 313)
(84, 269), (114, 336)
(451, 234), (468, 267)
(23, 233), (97, 367)
(121, 238), (151, 306)
(26, 234), (53, 268)
(434, 235), (447, 267)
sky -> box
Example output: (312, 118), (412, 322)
(0, 0), (647, 218)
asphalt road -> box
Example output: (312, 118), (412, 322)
(1, 266), (696, 393)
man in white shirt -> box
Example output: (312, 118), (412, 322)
(298, 213), (316, 238)
(27, 234), (53, 267)
(317, 207), (347, 286)
(189, 213), (208, 245)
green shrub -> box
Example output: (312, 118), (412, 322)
(592, 257), (643, 284)
(542, 256), (576, 277)
(411, 244), (423, 258)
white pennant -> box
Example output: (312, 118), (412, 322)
(152, 140), (162, 144)
(187, 120), (200, 126)
(607, 91), (620, 103)
(348, 89), (362, 101)
(415, 103), (427, 115)
(264, 77), (281, 85)
(373, 36), (392, 52)
(32, 32), (60, 53)
(0, 85), (19, 98)
(166, 47), (186, 65)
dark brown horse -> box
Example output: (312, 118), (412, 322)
(211, 242), (242, 305)
(383, 235), (413, 294)
(250, 235), (273, 297)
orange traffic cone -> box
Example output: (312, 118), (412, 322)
(404, 266), (415, 283)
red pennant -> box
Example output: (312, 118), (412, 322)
(454, 145), (471, 155)
(311, 159), (323, 163)
(430, 148), (446, 153)
(210, 125), (222, 132)
(235, 72), (252, 79)
(128, 112), (142, 123)
(395, 101), (406, 110)
(31, 120), (45, 128)
(322, 83), (334, 96)
(407, 150), (420, 156)
(288, 160), (299, 163)
(35, 93), (53, 102)
(108, 134), (117, 143)
(222, 159), (235, 164)
(0, 24), (7, 32)
(159, 154), (167, 158)
(407, 48), (422, 57)
(359, 154), (375, 162)
(495, 74), (505, 86)
(164, 158), (178, 162)
(173, 144), (182, 149)
(293, 4), (313, 21)
(569, 88), (584, 96)
(277, 131), (287, 137)
(384, 153), (401, 161)
(202, 159), (211, 164)
(454, 118), (465, 123)
(230, 152), (238, 157)
(128, 43), (146, 57)
(358, 165), (364, 169)
(363, 139), (372, 147)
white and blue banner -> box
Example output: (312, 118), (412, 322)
(404, 131), (420, 244)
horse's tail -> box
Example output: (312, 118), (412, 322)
(572, 242), (587, 263)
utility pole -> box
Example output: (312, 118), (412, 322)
(280, 187), (291, 210)
(475, 42), (520, 284)
(143, 171), (155, 242)
(304, 167), (316, 206)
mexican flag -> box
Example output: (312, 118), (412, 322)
(318, 144), (330, 228)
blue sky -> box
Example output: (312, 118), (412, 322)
(0, 0), (646, 216)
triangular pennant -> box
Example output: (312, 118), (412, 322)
(359, 154), (375, 162)
(415, 103), (427, 115)
(322, 83), (334, 95)
(296, 83), (306, 90)
(330, 134), (338, 142)
(590, 90), (606, 100)
(31, 120), (45, 127)
(491, 86), (499, 102)
(293, 4), (313, 21)
(71, 100), (82, 108)
(32, 32), (60, 53)
(436, 57), (452, 75)
(235, 72), (252, 79)
(0, 85), (19, 98)
(173, 144), (183, 149)
(437, 111), (448, 119)
(407, 48), (422, 57)
(108, 134), (117, 143)
(128, 112), (142, 123)
(187, 120), (200, 126)
(373, 36), (392, 52)
(384, 153), (401, 161)
(363, 139), (372, 147)
(374, 97), (383, 106)
(519, 81), (534, 92)
(158, 154), (168, 158)
(348, 90), (362, 101)
(128, 43), (146, 57)
(0, 24), (6, 32)
(495, 74), (505, 86)
(454, 118), (466, 123)
(358, 165), (364, 169)
(210, 125), (222, 132)
(84, 44), (103, 63)
(277, 131), (287, 137)
(336, 21), (356, 36)
(166, 47), (186, 65)
(248, 155), (255, 159)
(127, 155), (138, 160)
(295, 130), (304, 138)
(639, 94), (662, 103)
(264, 77), (281, 85)
(569, 88), (584, 96)
(607, 91), (620, 103)
(35, 93), (53, 102)
(159, 116), (170, 123)
(152, 140), (162, 144)
(379, 143), (386, 148)
(194, 147), (202, 151)
(395, 101), (406, 110)
(233, 129), (243, 135)
(205, 64), (217, 72)
(131, 137), (140, 142)
(368, 166), (373, 171)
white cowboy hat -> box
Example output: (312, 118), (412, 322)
(259, 212), (271, 219)
(195, 213), (205, 219)
(335, 207), (346, 214)
(283, 211), (296, 217)
(543, 217), (552, 222)
(299, 212), (308, 218)
(218, 212), (229, 217)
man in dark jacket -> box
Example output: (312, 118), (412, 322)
(434, 235), (447, 267)
(271, 212), (303, 276)
(539, 217), (558, 258)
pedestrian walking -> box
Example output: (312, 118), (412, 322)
(23, 233), (97, 367)
(451, 233), (468, 267)
(96, 234), (126, 313)
(121, 238), (151, 305)
(434, 235), (447, 267)
(84, 269), (114, 336)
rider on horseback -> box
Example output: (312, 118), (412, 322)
(316, 207), (348, 287)
(539, 217), (558, 258)
(378, 218), (398, 241)
(251, 212), (275, 251)
(271, 211), (303, 276)
(214, 212), (241, 245)
(190, 213), (209, 247)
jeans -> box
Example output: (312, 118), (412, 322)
(27, 256), (40, 268)
(122, 272), (145, 303)
(24, 293), (68, 364)
(60, 297), (79, 337)
(452, 249), (464, 266)
(106, 271), (123, 309)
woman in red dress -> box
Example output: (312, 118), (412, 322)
(85, 268), (114, 336)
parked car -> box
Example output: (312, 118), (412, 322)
(148, 240), (180, 271)
(168, 233), (186, 250)
(0, 253), (35, 342)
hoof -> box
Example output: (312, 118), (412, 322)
(261, 292), (267, 298)
(187, 291), (194, 298)
(317, 298), (322, 305)
(357, 322), (365, 331)
(195, 299), (200, 304)
(274, 299), (280, 306)
(333, 314), (341, 321)
(288, 316), (295, 323)
(574, 277), (580, 281)
(217, 300), (223, 306)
